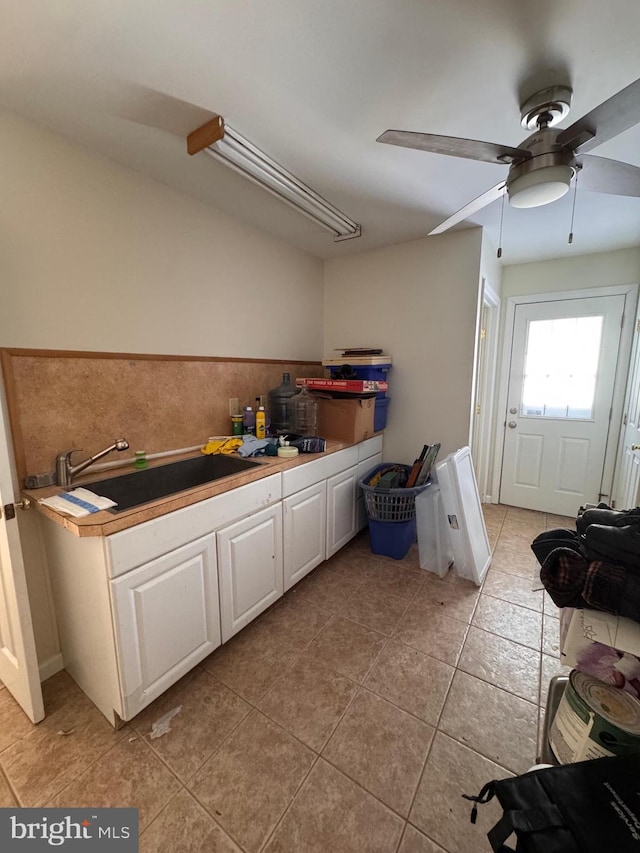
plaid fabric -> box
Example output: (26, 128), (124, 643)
(540, 549), (640, 623)
(584, 560), (640, 622)
(540, 548), (589, 609)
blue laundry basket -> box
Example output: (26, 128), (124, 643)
(359, 463), (431, 559)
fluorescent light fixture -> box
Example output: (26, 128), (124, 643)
(507, 164), (573, 208)
(188, 116), (361, 241)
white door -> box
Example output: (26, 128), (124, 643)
(500, 294), (625, 516)
(613, 314), (640, 509)
(0, 385), (44, 723)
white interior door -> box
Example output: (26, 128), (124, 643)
(613, 314), (640, 510)
(500, 294), (625, 516)
(0, 383), (44, 722)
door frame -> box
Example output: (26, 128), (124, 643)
(611, 297), (640, 507)
(471, 278), (501, 502)
(492, 283), (638, 510)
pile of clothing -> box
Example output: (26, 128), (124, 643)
(533, 505), (640, 618)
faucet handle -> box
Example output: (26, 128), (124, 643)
(55, 449), (83, 487)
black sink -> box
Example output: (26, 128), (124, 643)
(83, 454), (261, 512)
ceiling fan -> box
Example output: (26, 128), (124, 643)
(377, 78), (640, 235)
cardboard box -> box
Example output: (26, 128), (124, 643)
(561, 608), (640, 662)
(560, 608), (640, 698)
(316, 396), (376, 443)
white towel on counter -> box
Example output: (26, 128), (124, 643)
(39, 488), (117, 517)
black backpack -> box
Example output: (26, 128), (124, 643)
(464, 754), (640, 852)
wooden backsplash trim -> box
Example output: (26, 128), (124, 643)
(2, 347), (322, 366)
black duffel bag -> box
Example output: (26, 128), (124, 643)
(464, 754), (640, 852)
(583, 523), (640, 571)
(576, 504), (640, 535)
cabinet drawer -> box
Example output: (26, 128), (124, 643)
(358, 435), (383, 460)
(106, 474), (282, 577)
(281, 455), (328, 498)
(324, 445), (359, 479)
(281, 445), (359, 498)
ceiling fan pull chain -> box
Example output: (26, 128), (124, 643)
(497, 192), (506, 258)
(568, 167), (580, 245)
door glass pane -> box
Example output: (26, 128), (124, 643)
(520, 315), (603, 419)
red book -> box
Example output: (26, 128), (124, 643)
(295, 378), (388, 393)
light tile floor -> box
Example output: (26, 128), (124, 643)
(0, 504), (573, 852)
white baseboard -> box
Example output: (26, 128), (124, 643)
(39, 653), (64, 683)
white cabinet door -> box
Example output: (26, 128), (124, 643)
(326, 466), (358, 557)
(111, 532), (221, 720)
(283, 481), (326, 591)
(217, 503), (283, 642)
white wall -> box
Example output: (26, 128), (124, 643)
(502, 247), (640, 298)
(0, 110), (324, 359)
(324, 229), (484, 462)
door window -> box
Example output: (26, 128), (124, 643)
(520, 315), (603, 419)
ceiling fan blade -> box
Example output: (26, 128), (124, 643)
(578, 155), (640, 197)
(428, 182), (506, 235)
(377, 130), (530, 165)
(557, 77), (640, 153)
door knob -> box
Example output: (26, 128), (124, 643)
(508, 421), (517, 429)
(632, 444), (640, 451)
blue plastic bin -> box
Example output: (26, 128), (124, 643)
(369, 517), (417, 560)
(329, 364), (391, 403)
(374, 396), (390, 431)
(329, 364), (391, 382)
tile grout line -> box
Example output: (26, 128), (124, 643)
(255, 755), (322, 852)
(0, 758), (21, 808)
(183, 702), (320, 853)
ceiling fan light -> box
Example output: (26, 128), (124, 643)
(508, 165), (573, 208)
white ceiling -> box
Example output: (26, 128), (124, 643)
(3, 0), (640, 264)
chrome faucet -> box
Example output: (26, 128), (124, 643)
(55, 439), (129, 488)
